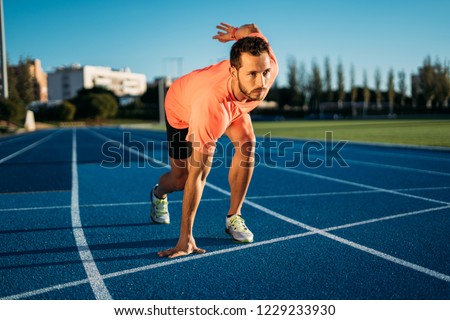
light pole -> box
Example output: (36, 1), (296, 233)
(0, 0), (8, 98)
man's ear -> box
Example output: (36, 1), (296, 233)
(229, 66), (237, 78)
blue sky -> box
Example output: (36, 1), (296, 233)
(4, 0), (450, 91)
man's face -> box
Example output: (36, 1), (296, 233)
(235, 52), (272, 101)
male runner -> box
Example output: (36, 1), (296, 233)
(151, 22), (278, 258)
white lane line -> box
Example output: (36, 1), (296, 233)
(0, 232), (312, 300)
(207, 183), (450, 283)
(98, 128), (450, 177)
(262, 135), (450, 177)
(91, 129), (450, 281)
(344, 148), (450, 163)
(4, 129), (449, 299)
(0, 205), (71, 212)
(280, 137), (450, 161)
(0, 278), (91, 300)
(3, 186), (450, 213)
(71, 129), (112, 300)
(0, 134), (31, 146)
(88, 128), (167, 166)
(345, 158), (450, 177)
(0, 130), (61, 164)
(323, 205), (450, 232)
(4, 202), (449, 300)
(270, 165), (450, 206)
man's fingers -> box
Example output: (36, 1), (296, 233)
(214, 23), (236, 42)
(212, 32), (226, 39)
(217, 22), (230, 30)
(158, 247), (206, 258)
(157, 249), (174, 257)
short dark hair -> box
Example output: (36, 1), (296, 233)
(230, 36), (269, 69)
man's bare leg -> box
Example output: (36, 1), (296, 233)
(154, 157), (189, 199)
(225, 114), (256, 216)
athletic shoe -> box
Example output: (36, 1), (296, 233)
(150, 185), (170, 224)
(225, 215), (254, 243)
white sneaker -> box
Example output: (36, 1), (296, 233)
(225, 215), (254, 243)
(150, 185), (170, 224)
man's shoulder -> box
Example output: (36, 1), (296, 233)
(191, 60), (230, 77)
(173, 60), (230, 99)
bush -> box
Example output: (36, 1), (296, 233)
(0, 98), (25, 123)
(75, 93), (118, 120)
(33, 100), (77, 122)
(60, 100), (76, 121)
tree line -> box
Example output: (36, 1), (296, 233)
(258, 55), (449, 119)
(1, 55), (449, 127)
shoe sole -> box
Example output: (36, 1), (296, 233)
(151, 214), (170, 224)
(225, 228), (254, 243)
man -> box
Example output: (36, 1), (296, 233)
(152, 22), (278, 258)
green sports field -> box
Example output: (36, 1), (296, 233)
(252, 119), (450, 148)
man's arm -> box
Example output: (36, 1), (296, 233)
(214, 22), (279, 79)
(157, 148), (212, 258)
(213, 22), (261, 42)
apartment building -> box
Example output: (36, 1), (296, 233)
(48, 65), (146, 100)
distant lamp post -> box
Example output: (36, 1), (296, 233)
(0, 0), (7, 99)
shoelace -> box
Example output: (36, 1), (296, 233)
(154, 198), (168, 217)
(229, 216), (248, 231)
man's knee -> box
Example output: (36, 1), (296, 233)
(239, 134), (256, 156)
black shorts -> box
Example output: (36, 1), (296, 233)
(165, 117), (192, 159)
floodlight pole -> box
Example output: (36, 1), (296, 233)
(0, 0), (8, 98)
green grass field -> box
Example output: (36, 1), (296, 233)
(78, 118), (450, 148)
(252, 120), (450, 148)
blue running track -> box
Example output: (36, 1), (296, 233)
(0, 127), (449, 299)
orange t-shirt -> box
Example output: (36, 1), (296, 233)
(165, 33), (278, 156)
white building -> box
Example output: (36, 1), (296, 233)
(48, 65), (147, 100)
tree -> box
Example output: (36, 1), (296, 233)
(310, 61), (322, 114)
(442, 62), (450, 108)
(85, 94), (118, 120)
(73, 87), (119, 120)
(15, 57), (35, 105)
(434, 59), (450, 108)
(298, 62), (308, 107)
(421, 56), (435, 108)
(337, 61), (345, 109)
(374, 68), (382, 110)
(363, 70), (370, 116)
(287, 56), (298, 93)
(0, 98), (25, 124)
(60, 101), (76, 121)
(387, 69), (395, 115)
(350, 64), (358, 117)
(287, 56), (301, 106)
(6, 65), (22, 104)
(34, 100), (76, 122)
(398, 70), (407, 108)
(324, 57), (333, 102)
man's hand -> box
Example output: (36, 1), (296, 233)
(158, 236), (206, 259)
(213, 22), (261, 43)
(212, 22), (237, 43)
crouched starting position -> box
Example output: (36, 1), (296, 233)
(150, 22), (279, 258)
